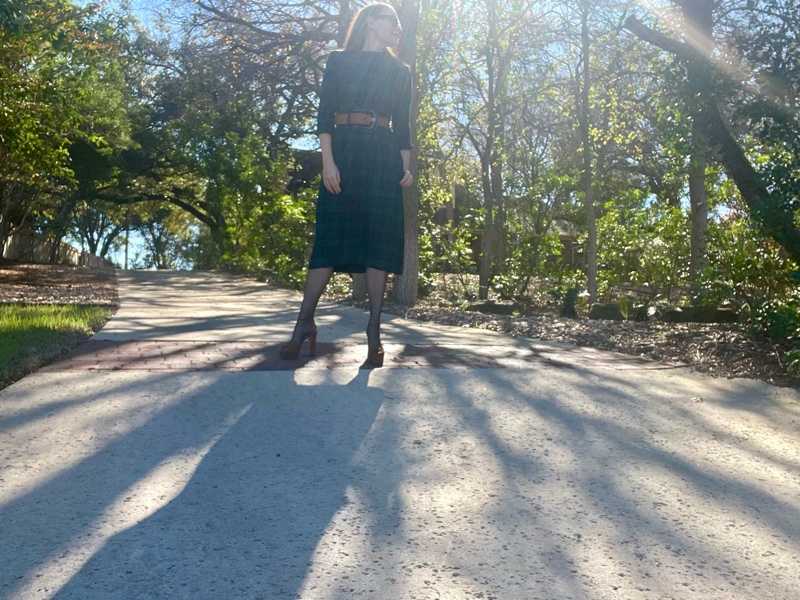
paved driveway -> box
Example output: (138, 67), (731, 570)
(1, 271), (799, 599)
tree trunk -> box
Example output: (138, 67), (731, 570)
(99, 225), (123, 258)
(478, 165), (506, 300)
(478, 212), (497, 300)
(695, 102), (800, 262)
(688, 124), (708, 280)
(352, 273), (367, 301)
(580, 1), (597, 303)
(391, 0), (421, 306)
(684, 1), (712, 283)
(392, 166), (421, 305)
(478, 1), (507, 300)
(478, 167), (494, 300)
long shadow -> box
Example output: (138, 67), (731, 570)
(298, 346), (800, 598)
(2, 371), (382, 600)
(432, 365), (800, 598)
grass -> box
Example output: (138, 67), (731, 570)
(0, 303), (114, 389)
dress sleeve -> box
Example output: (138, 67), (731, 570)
(392, 65), (413, 150)
(316, 52), (340, 135)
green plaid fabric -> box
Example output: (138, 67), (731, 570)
(308, 50), (412, 275)
(309, 127), (405, 274)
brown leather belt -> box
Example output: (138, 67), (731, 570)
(334, 111), (390, 129)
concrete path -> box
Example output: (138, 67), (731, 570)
(1, 270), (799, 600)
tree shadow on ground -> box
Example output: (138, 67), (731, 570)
(2, 370), (382, 600)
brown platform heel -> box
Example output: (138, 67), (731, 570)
(366, 344), (385, 367)
(279, 323), (318, 360)
(365, 324), (384, 367)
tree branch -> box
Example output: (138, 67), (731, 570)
(195, 1), (276, 37)
(623, 14), (800, 264)
(623, 16), (709, 68)
(95, 192), (216, 229)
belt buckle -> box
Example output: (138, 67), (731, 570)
(353, 110), (377, 131)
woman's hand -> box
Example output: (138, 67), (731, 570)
(322, 163), (341, 195)
(399, 170), (414, 189)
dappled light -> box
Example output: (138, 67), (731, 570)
(3, 0), (800, 597)
(2, 269), (800, 599)
(281, 366), (800, 597)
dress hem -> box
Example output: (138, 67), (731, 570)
(308, 261), (404, 275)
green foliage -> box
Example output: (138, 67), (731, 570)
(69, 201), (126, 259)
(784, 348), (800, 377)
(416, 224), (438, 298)
(1, 0), (138, 257)
(618, 296), (629, 320)
(1, 0), (134, 173)
(129, 32), (320, 271)
(3, 0), (800, 365)
(493, 227), (564, 300)
(752, 291), (800, 342)
(702, 206), (800, 341)
(131, 205), (195, 270)
(418, 219), (476, 299)
(216, 174), (316, 288)
(702, 207), (797, 307)
(256, 185), (316, 288)
(593, 202), (690, 301)
(186, 224), (222, 271)
(733, 0), (800, 251)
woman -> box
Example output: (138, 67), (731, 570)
(280, 2), (414, 367)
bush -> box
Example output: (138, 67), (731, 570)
(493, 228), (563, 301)
(702, 207), (796, 307)
(750, 290), (800, 342)
(592, 203), (690, 302)
(419, 220), (477, 299)
(701, 206), (800, 342)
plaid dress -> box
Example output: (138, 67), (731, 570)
(308, 50), (413, 274)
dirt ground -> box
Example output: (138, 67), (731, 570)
(0, 260), (118, 307)
(328, 274), (800, 389)
(2, 261), (797, 388)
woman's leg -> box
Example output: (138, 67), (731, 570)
(365, 267), (388, 348)
(289, 266), (333, 342)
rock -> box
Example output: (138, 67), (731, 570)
(659, 306), (738, 323)
(465, 301), (520, 315)
(588, 303), (625, 321)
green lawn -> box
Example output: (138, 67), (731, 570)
(0, 303), (114, 389)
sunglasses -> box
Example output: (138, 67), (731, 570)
(374, 13), (400, 27)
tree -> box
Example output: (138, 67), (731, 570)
(624, 2), (800, 265)
(70, 201), (126, 259)
(1, 0), (78, 250)
(390, 0), (422, 305)
(79, 26), (307, 274)
(445, 0), (543, 299)
(682, 1), (713, 281)
(578, 0), (598, 303)
(547, 0), (652, 302)
(132, 205), (193, 269)
(1, 0), (139, 260)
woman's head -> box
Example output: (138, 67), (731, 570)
(344, 3), (402, 52)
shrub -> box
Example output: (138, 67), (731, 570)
(701, 206), (800, 342)
(593, 203), (690, 302)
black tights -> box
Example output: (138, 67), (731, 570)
(291, 267), (388, 347)
(365, 268), (387, 348)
